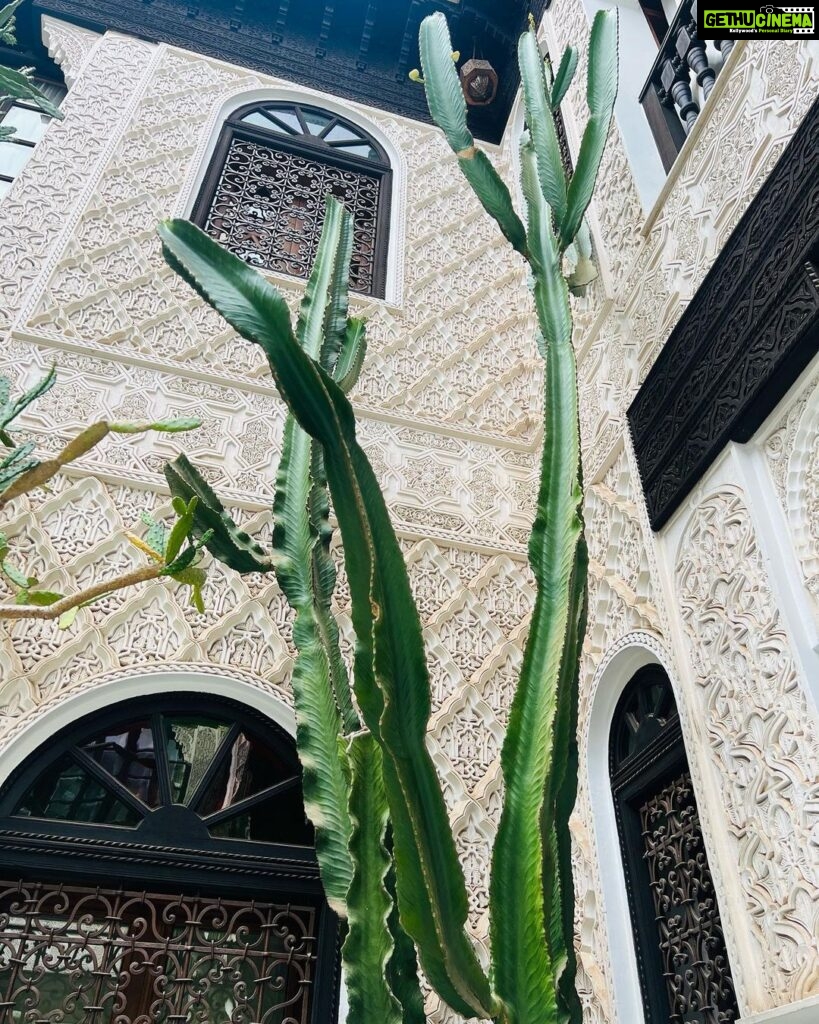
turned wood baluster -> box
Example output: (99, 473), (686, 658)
(660, 54), (699, 135)
(677, 21), (716, 101)
(717, 39), (734, 59)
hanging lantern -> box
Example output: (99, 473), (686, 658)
(460, 58), (498, 106)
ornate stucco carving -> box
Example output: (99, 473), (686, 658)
(0, 31), (158, 333)
(765, 367), (819, 614)
(675, 489), (819, 1003)
(41, 15), (101, 89)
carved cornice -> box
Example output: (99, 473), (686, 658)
(40, 14), (100, 88)
(628, 96), (819, 530)
(33, 0), (545, 144)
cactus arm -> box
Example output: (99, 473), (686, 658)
(550, 46), (578, 111)
(542, 537), (588, 1024)
(487, 140), (583, 1024)
(308, 441), (360, 734)
(163, 454), (274, 573)
(334, 318), (367, 396)
(385, 832), (427, 1024)
(562, 9), (618, 247)
(518, 28), (568, 230)
(419, 13), (527, 257)
(343, 732), (404, 1024)
(272, 414), (355, 916)
(158, 217), (498, 1021)
(296, 196), (352, 364)
(418, 11), (472, 152)
(457, 149), (529, 257)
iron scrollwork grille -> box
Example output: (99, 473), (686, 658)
(0, 694), (340, 1024)
(610, 666), (739, 1024)
(193, 102), (392, 298)
(0, 880), (317, 1023)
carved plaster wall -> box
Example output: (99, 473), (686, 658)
(764, 362), (819, 619)
(1, 10), (818, 1024)
(674, 487), (819, 1003)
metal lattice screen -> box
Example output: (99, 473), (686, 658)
(640, 773), (738, 1024)
(0, 880), (317, 1023)
(204, 137), (381, 295)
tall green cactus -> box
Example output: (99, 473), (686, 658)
(158, 10), (617, 1023)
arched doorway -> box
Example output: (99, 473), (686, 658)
(610, 664), (738, 1024)
(0, 693), (339, 1022)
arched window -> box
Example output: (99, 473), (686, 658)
(0, 694), (339, 1023)
(610, 666), (739, 1024)
(192, 101), (392, 298)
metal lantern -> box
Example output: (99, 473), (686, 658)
(460, 57), (498, 106)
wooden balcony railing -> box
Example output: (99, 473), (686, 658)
(639, 0), (734, 172)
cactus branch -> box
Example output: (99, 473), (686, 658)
(0, 562), (163, 620)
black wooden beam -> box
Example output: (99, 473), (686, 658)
(628, 97), (819, 530)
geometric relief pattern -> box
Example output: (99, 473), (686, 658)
(676, 489), (819, 1004)
(0, 475), (536, 1023)
(0, 31), (156, 332)
(23, 44), (540, 444)
(0, 339), (538, 553)
(765, 368), (819, 614)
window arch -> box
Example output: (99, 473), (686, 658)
(192, 100), (392, 298)
(609, 665), (739, 1024)
(0, 693), (339, 1023)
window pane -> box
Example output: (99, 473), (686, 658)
(210, 787), (313, 845)
(82, 719), (160, 807)
(0, 140), (33, 178)
(198, 731), (294, 814)
(324, 123), (360, 144)
(0, 179), (11, 200)
(16, 754), (140, 826)
(333, 142), (378, 160)
(1, 105), (50, 142)
(242, 109), (285, 131)
(165, 717), (231, 804)
(301, 109), (333, 134)
(266, 108), (302, 133)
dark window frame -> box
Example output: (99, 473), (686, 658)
(0, 77), (66, 193)
(191, 101), (393, 299)
(0, 692), (340, 1024)
(609, 666), (739, 1024)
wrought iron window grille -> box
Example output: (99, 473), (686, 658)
(610, 666), (739, 1024)
(192, 101), (393, 298)
(0, 694), (340, 1024)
